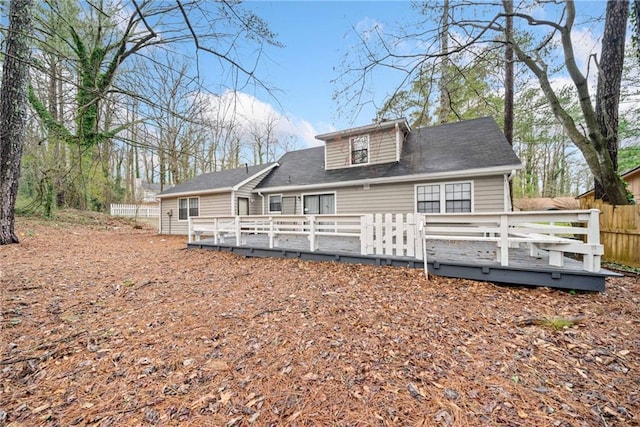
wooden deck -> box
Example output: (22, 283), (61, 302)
(188, 234), (617, 292)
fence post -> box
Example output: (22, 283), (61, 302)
(212, 218), (218, 244)
(406, 213), (415, 258)
(498, 214), (509, 266)
(235, 216), (241, 246)
(309, 215), (317, 251)
(188, 218), (194, 243)
(360, 214), (372, 255)
(269, 217), (275, 248)
(584, 209), (602, 272)
(414, 214), (427, 264)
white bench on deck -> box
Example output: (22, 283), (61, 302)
(421, 210), (603, 272)
(188, 217), (237, 243)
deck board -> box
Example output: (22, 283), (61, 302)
(189, 235), (616, 291)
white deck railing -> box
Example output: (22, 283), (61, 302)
(421, 209), (603, 272)
(189, 214), (363, 244)
(188, 210), (603, 273)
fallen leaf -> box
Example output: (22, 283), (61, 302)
(209, 360), (230, 371)
(219, 391), (233, 404)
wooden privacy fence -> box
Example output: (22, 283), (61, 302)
(110, 203), (160, 218)
(579, 199), (640, 267)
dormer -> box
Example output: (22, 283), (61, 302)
(315, 118), (410, 171)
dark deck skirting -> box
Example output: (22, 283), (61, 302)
(187, 240), (617, 292)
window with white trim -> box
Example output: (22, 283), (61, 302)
(417, 182), (472, 213)
(268, 195), (282, 212)
(178, 197), (199, 220)
(445, 182), (472, 213)
(350, 134), (369, 165)
(416, 184), (440, 213)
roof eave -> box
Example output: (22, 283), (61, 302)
(253, 163), (523, 194)
(231, 162), (279, 191)
(156, 187), (233, 199)
(315, 118), (409, 142)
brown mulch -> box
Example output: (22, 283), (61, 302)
(1, 212), (638, 426)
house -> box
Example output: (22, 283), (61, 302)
(157, 117), (523, 234)
(577, 165), (640, 203)
(156, 163), (278, 235)
(133, 178), (166, 203)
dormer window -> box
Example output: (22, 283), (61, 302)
(350, 135), (369, 165)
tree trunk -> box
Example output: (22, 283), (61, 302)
(634, 0), (640, 64)
(437, 0), (450, 124)
(594, 0), (629, 202)
(0, 0), (34, 245)
(503, 0), (514, 207)
(510, 1), (630, 205)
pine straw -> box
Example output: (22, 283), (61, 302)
(1, 216), (638, 426)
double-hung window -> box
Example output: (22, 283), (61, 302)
(178, 197), (199, 220)
(268, 195), (282, 213)
(350, 135), (369, 165)
(416, 185), (441, 213)
(417, 182), (472, 213)
(445, 183), (472, 213)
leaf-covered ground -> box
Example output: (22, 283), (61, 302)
(1, 212), (638, 426)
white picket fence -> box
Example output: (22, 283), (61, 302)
(110, 203), (160, 218)
(361, 213), (422, 258)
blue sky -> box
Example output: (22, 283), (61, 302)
(197, 1), (610, 147)
(246, 1), (416, 130)
(196, 1), (422, 146)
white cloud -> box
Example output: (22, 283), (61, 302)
(204, 90), (323, 148)
(570, 27), (600, 81)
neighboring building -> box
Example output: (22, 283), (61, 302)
(157, 117), (523, 235)
(513, 197), (579, 211)
(134, 178), (165, 203)
(577, 165), (640, 203)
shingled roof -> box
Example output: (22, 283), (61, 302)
(255, 117), (521, 191)
(157, 163), (278, 198)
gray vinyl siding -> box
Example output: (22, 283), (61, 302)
(335, 175), (506, 214)
(325, 128), (399, 170)
(325, 138), (350, 170)
(201, 193), (233, 216)
(256, 175), (505, 216)
(473, 176), (505, 212)
(160, 192), (232, 235)
(369, 128), (398, 164)
(234, 169), (274, 215)
(336, 183), (414, 213)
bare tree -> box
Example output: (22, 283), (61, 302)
(0, 0), (34, 244)
(18, 0), (280, 212)
(249, 112), (280, 164)
(337, 0), (632, 204)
